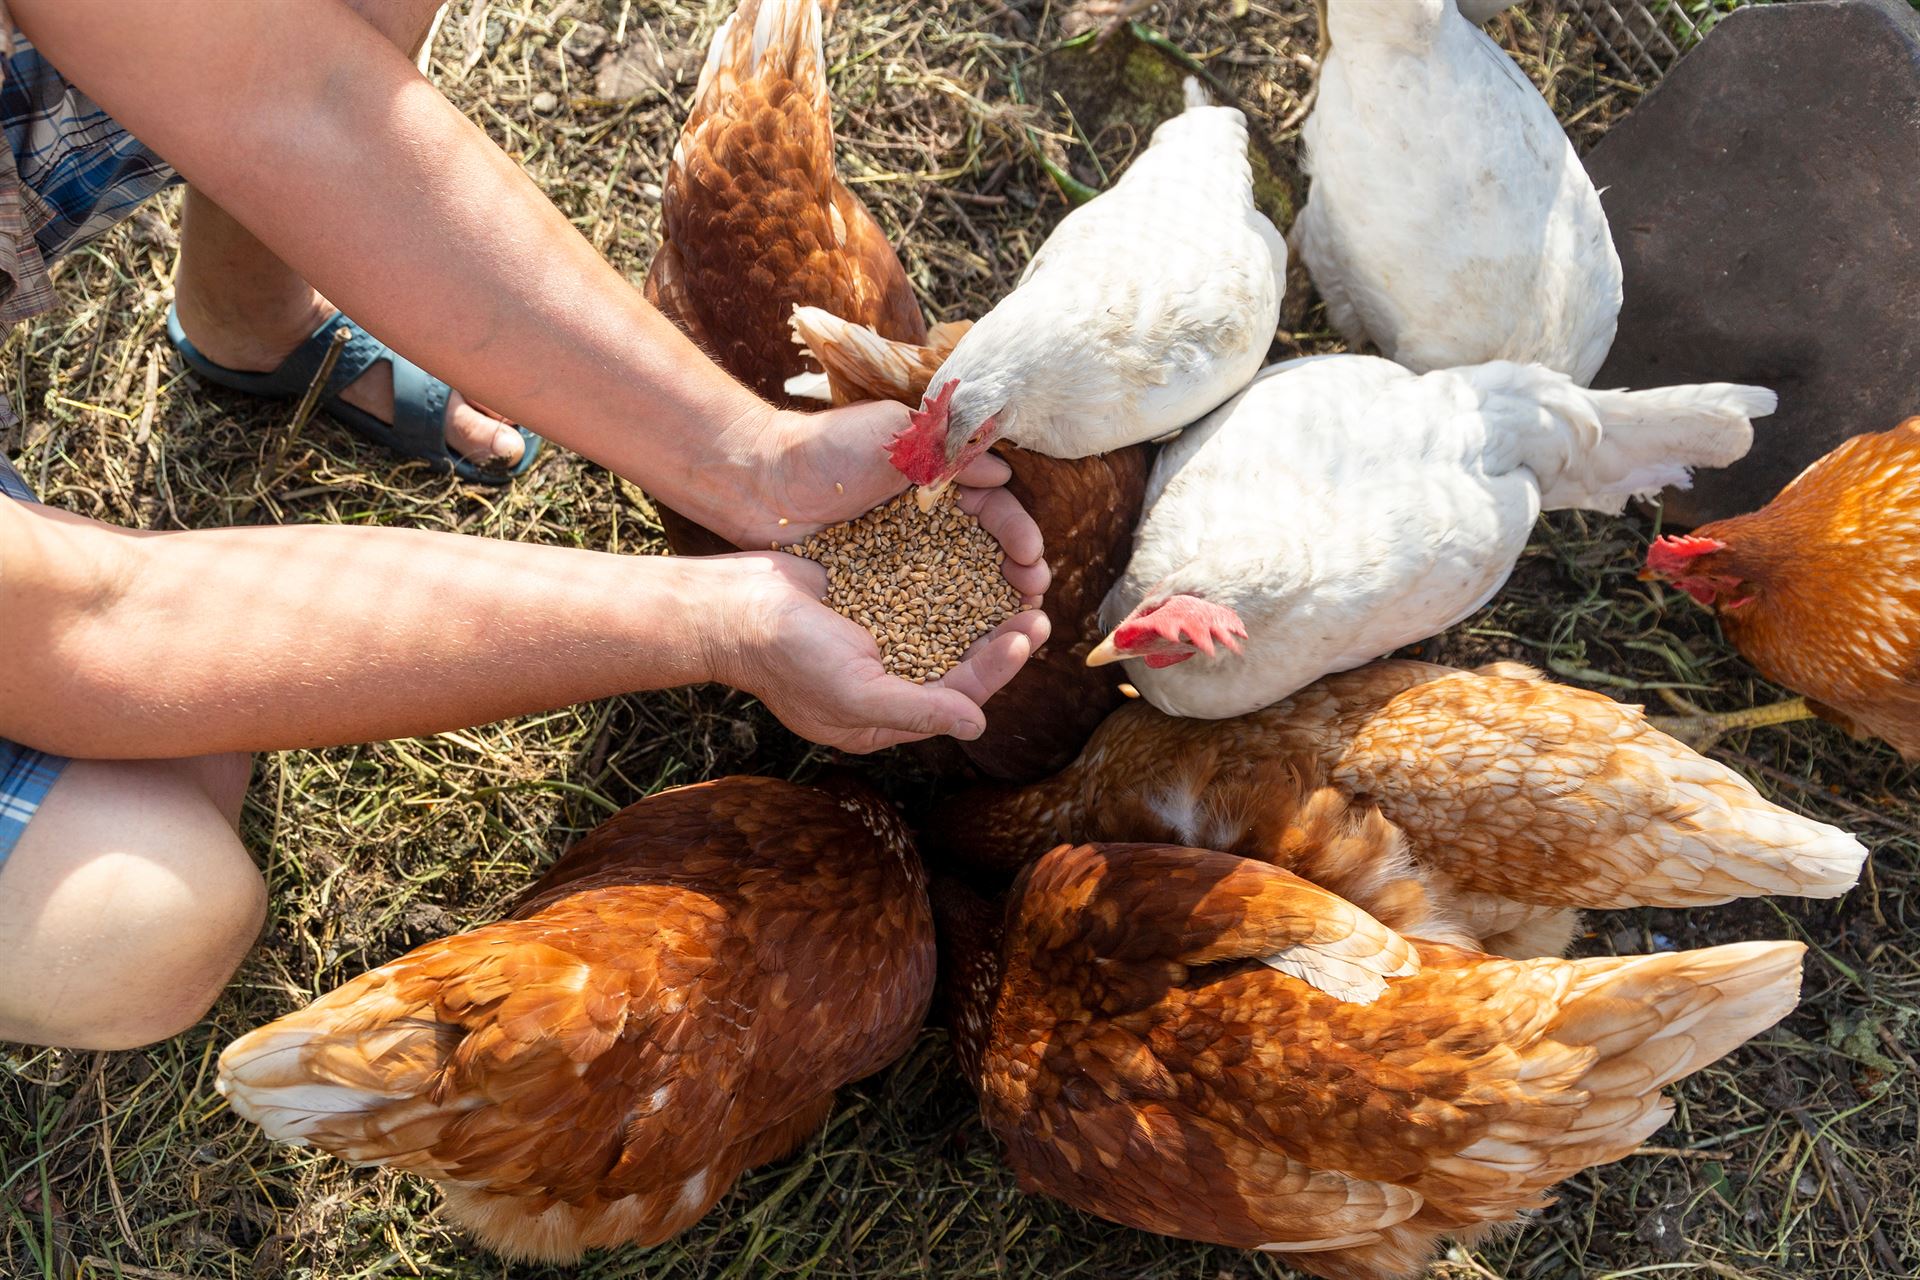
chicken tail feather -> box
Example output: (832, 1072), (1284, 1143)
(1469, 362), (1772, 514)
(789, 305), (968, 406)
(1545, 376), (1774, 513)
(695, 0), (827, 107)
(1442, 940), (1803, 1204)
(216, 977), (463, 1165)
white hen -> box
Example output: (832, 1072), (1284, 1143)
(1294, 0), (1622, 383)
(1092, 357), (1774, 719)
(886, 78), (1285, 503)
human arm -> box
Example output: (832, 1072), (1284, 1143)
(0, 498), (1044, 759)
(5, 0), (938, 549)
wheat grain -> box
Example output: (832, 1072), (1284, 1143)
(788, 492), (1023, 682)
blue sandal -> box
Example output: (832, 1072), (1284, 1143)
(166, 306), (542, 485)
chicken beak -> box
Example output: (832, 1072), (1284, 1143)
(914, 477), (952, 513)
(1636, 567), (1658, 582)
(1085, 632), (1125, 667)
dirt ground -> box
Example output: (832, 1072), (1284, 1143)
(3, 1), (1915, 1277)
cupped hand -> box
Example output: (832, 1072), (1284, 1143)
(723, 399), (1049, 600)
(707, 551), (1052, 754)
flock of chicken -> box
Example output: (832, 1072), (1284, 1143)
(212, 1), (1918, 1277)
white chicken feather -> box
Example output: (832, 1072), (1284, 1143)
(1094, 357), (1775, 720)
(1294, 0), (1622, 383)
(886, 78), (1285, 499)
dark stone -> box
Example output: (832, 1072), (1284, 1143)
(1586, 0), (1920, 528)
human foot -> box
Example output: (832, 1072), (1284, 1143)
(170, 290), (525, 469)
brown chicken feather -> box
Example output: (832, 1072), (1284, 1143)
(934, 838), (1805, 1280)
(926, 659), (1863, 958)
(217, 775), (934, 1262)
(791, 305), (1154, 780)
(642, 0), (926, 556)
(1647, 417), (1920, 759)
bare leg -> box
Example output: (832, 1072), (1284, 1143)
(168, 0), (522, 467)
(1648, 691), (1817, 754)
(0, 753), (262, 1050)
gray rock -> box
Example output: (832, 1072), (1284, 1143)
(1586, 0), (1920, 528)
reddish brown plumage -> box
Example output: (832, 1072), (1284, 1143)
(1648, 417), (1920, 759)
(926, 660), (1863, 956)
(935, 821), (1805, 1279)
(790, 306), (1153, 780)
(643, 0), (926, 555)
(217, 775), (934, 1261)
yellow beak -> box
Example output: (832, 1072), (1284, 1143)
(914, 477), (953, 513)
(1084, 632), (1125, 667)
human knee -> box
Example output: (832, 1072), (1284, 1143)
(24, 832), (263, 1050)
(109, 833), (267, 1046)
(0, 761), (266, 1050)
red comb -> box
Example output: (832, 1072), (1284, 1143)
(886, 380), (959, 485)
(1645, 534), (1727, 576)
(1115, 595), (1247, 665)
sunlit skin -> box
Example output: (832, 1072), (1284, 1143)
(0, 0), (1061, 1058)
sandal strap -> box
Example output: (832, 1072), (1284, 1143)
(283, 312), (391, 403)
(387, 352), (454, 459)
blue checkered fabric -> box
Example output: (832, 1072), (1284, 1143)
(0, 39), (179, 265)
(0, 451), (69, 869)
(0, 738), (64, 867)
(0, 449), (31, 500)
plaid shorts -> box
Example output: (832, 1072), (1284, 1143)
(0, 451), (69, 871)
(1, 39), (179, 263)
(0, 29), (180, 331)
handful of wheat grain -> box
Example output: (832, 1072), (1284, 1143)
(787, 492), (1023, 683)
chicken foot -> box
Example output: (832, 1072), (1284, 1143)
(1648, 690), (1815, 754)
(1065, 0), (1162, 41)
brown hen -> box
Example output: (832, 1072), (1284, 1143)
(643, 0), (926, 556)
(216, 775), (934, 1262)
(791, 305), (1153, 780)
(934, 816), (1805, 1280)
(1644, 417), (1920, 758)
(927, 660), (1864, 957)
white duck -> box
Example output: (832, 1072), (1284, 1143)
(1091, 356), (1774, 720)
(1294, 0), (1622, 383)
(886, 78), (1286, 505)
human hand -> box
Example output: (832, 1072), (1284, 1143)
(702, 551), (1052, 753)
(721, 401), (1031, 548)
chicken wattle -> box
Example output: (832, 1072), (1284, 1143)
(216, 775), (935, 1262)
(1097, 356), (1775, 719)
(1642, 416), (1920, 758)
(885, 77), (1287, 504)
(643, 0), (925, 555)
(787, 304), (1154, 781)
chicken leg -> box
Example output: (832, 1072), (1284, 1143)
(1649, 690), (1816, 754)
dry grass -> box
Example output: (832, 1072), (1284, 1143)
(4, 1), (1916, 1278)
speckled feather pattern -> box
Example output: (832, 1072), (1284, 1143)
(928, 660), (1862, 946)
(940, 842), (1804, 1279)
(642, 0), (924, 554)
(1687, 418), (1920, 759)
(216, 776), (935, 1262)
(1296, 0), (1621, 382)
